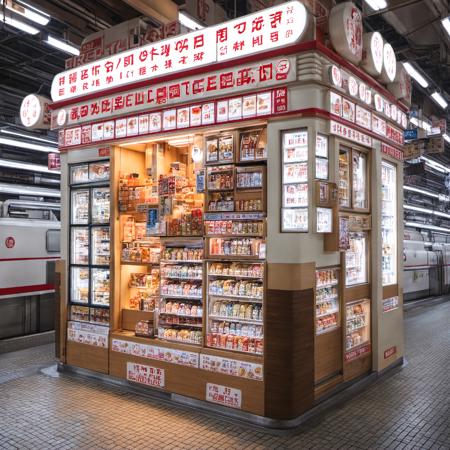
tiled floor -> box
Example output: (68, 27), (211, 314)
(0, 300), (449, 449)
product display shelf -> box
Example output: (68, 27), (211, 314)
(157, 239), (204, 346)
(121, 261), (160, 266)
(315, 268), (340, 336)
(209, 315), (262, 325)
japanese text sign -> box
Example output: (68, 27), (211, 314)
(206, 383), (242, 409)
(51, 1), (307, 102)
(126, 362), (165, 388)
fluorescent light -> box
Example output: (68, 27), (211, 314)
(404, 185), (440, 199)
(421, 156), (450, 173)
(0, 158), (60, 174)
(0, 129), (57, 145)
(444, 134), (450, 144)
(2, 0), (50, 25)
(442, 17), (450, 37)
(405, 221), (450, 233)
(365, 0), (387, 10)
(0, 136), (59, 153)
(410, 118), (419, 126)
(431, 92), (448, 109)
(0, 182), (60, 198)
(404, 204), (450, 219)
(422, 121), (432, 132)
(403, 62), (429, 88)
(179, 11), (204, 30)
(2, 15), (39, 34)
(45, 36), (79, 56)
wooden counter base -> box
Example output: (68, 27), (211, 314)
(66, 341), (109, 374)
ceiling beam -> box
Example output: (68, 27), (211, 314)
(121, 0), (179, 24)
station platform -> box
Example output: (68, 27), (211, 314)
(0, 299), (449, 449)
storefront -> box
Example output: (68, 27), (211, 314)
(49, 1), (408, 424)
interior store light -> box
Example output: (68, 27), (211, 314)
(2, 15), (39, 34)
(45, 35), (80, 56)
(431, 92), (448, 109)
(0, 129), (57, 145)
(403, 62), (429, 88)
(1, 0), (50, 26)
(0, 136), (59, 153)
(364, 0), (387, 10)
(0, 182), (60, 198)
(442, 17), (450, 37)
(0, 158), (60, 174)
(178, 11), (204, 30)
(404, 204), (450, 219)
(403, 185), (445, 200)
(405, 221), (450, 233)
(120, 133), (195, 147)
(421, 156), (450, 173)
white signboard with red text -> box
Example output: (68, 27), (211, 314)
(126, 362), (165, 388)
(51, 1), (308, 103)
(206, 383), (242, 409)
(51, 57), (295, 129)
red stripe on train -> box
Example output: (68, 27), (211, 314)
(0, 284), (55, 296)
(0, 257), (60, 262)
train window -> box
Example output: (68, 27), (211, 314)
(7, 205), (59, 221)
(46, 229), (61, 253)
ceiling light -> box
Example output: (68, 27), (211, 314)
(0, 129), (57, 144)
(442, 17), (450, 37)
(405, 221), (450, 233)
(0, 136), (59, 153)
(420, 156), (449, 173)
(0, 182), (60, 198)
(431, 92), (448, 109)
(2, 15), (39, 34)
(178, 11), (204, 30)
(404, 204), (430, 214)
(404, 185), (440, 199)
(410, 118), (419, 127)
(0, 158), (60, 174)
(2, 0), (50, 26)
(364, 0), (387, 11)
(403, 62), (429, 88)
(45, 35), (79, 55)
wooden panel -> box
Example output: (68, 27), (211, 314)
(267, 262), (315, 291)
(315, 328), (342, 384)
(344, 284), (371, 303)
(264, 288), (314, 420)
(383, 284), (398, 299)
(109, 351), (265, 415)
(66, 341), (109, 374)
(314, 374), (343, 400)
(121, 309), (154, 331)
(344, 353), (371, 382)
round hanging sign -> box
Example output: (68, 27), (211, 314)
(361, 32), (384, 76)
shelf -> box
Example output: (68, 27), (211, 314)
(346, 323), (367, 332)
(316, 281), (339, 289)
(121, 261), (160, 266)
(208, 292), (262, 301)
(208, 273), (263, 280)
(207, 342), (262, 356)
(160, 260), (203, 264)
(159, 322), (203, 329)
(160, 294), (203, 300)
(208, 255), (263, 261)
(206, 234), (264, 238)
(209, 294), (262, 303)
(159, 312), (203, 319)
(316, 309), (339, 318)
(158, 336), (202, 346)
(346, 340), (370, 352)
(316, 297), (338, 304)
(207, 209), (235, 213)
(207, 188), (234, 192)
(316, 325), (339, 335)
(90, 303), (110, 308)
(209, 315), (263, 325)
(161, 275), (203, 281)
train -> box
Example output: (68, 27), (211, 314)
(0, 198), (60, 339)
(404, 229), (450, 301)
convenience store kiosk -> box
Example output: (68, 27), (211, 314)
(50, 1), (408, 425)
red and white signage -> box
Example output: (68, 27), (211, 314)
(51, 57), (295, 129)
(330, 120), (372, 147)
(345, 343), (371, 362)
(329, 2), (363, 65)
(380, 43), (397, 84)
(384, 346), (397, 359)
(361, 32), (383, 76)
(59, 87), (287, 149)
(372, 114), (387, 137)
(20, 94), (51, 129)
(48, 153), (61, 170)
(386, 124), (404, 145)
(51, 1), (308, 102)
(206, 383), (242, 409)
(388, 62), (412, 105)
(382, 295), (400, 311)
(126, 362), (165, 388)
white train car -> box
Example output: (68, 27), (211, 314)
(0, 200), (60, 339)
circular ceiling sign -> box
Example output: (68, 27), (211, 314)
(329, 2), (363, 65)
(380, 43), (397, 83)
(361, 32), (384, 76)
(20, 94), (51, 129)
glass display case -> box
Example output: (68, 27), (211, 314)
(345, 231), (368, 286)
(315, 134), (329, 181)
(206, 261), (264, 355)
(381, 161), (397, 286)
(157, 240), (204, 345)
(345, 299), (370, 352)
(69, 161), (111, 323)
(352, 151), (368, 209)
(338, 147), (350, 208)
(315, 268), (340, 334)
